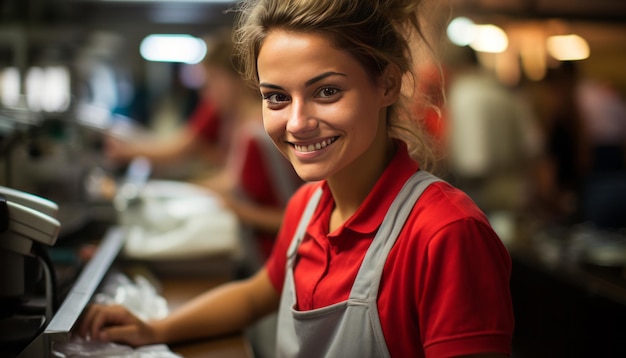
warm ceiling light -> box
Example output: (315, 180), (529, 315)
(140, 34), (207, 64)
(546, 34), (590, 61)
(470, 25), (509, 54)
(447, 17), (476, 46)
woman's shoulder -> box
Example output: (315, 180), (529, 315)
(394, 179), (509, 271)
(409, 180), (493, 236)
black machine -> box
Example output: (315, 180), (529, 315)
(0, 187), (60, 357)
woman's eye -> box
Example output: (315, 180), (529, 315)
(316, 87), (340, 99)
(262, 93), (289, 105)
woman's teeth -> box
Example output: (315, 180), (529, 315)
(294, 137), (336, 153)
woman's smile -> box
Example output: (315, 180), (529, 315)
(289, 136), (339, 158)
(257, 31), (391, 182)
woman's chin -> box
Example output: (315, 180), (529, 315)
(293, 166), (329, 183)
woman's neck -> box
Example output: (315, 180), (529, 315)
(327, 122), (396, 233)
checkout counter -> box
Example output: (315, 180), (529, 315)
(1, 188), (254, 358)
(33, 227), (252, 358)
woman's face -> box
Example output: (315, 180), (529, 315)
(257, 31), (394, 182)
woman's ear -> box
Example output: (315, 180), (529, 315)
(381, 64), (402, 107)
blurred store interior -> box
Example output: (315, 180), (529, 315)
(0, 0), (625, 357)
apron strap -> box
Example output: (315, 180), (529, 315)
(286, 186), (323, 259)
(349, 171), (442, 300)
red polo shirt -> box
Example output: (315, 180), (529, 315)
(266, 145), (514, 357)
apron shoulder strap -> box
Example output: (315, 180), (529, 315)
(350, 170), (442, 299)
(286, 185), (323, 259)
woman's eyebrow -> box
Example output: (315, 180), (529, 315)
(259, 82), (284, 90)
(259, 71), (347, 91)
(304, 71), (347, 87)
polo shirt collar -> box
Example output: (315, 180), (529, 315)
(311, 142), (419, 240)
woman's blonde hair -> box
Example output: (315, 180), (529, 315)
(233, 0), (442, 172)
(203, 30), (237, 75)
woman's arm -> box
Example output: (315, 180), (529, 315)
(223, 195), (285, 233)
(78, 268), (279, 347)
(105, 127), (210, 165)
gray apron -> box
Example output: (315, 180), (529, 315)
(276, 171), (441, 358)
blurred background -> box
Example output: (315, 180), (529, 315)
(0, 0), (625, 357)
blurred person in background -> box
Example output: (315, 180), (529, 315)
(105, 97), (227, 169)
(578, 78), (626, 173)
(105, 63), (229, 171)
(110, 31), (301, 264)
(532, 62), (588, 225)
(445, 46), (540, 214)
(577, 76), (626, 229)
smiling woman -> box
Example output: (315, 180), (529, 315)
(256, 31), (396, 184)
(234, 0), (440, 174)
(233, 0), (514, 357)
(77, 1), (514, 357)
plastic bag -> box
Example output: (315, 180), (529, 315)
(92, 271), (168, 321)
(57, 273), (176, 357)
(51, 336), (181, 357)
(120, 180), (241, 260)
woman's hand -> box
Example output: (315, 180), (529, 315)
(77, 269), (280, 347)
(77, 304), (161, 347)
(104, 135), (135, 164)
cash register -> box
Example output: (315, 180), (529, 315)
(0, 186), (60, 357)
(1, 185), (130, 358)
(0, 183), (135, 358)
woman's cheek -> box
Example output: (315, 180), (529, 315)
(263, 114), (283, 143)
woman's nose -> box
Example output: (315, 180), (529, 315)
(286, 100), (318, 134)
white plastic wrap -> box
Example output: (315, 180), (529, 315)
(120, 180), (242, 260)
(51, 336), (181, 358)
(92, 272), (168, 321)
(56, 272), (176, 357)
